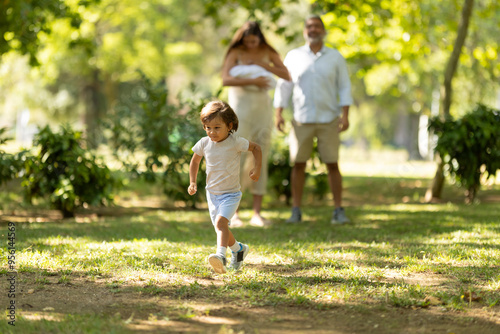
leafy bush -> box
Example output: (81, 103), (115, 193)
(429, 104), (500, 202)
(102, 75), (207, 207)
(22, 125), (118, 217)
(268, 132), (292, 204)
(0, 127), (22, 186)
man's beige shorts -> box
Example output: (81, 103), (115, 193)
(289, 118), (340, 164)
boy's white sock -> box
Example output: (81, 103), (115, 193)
(229, 241), (242, 253)
(216, 246), (227, 258)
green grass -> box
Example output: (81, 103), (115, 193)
(1, 173), (499, 333)
(3, 314), (130, 334)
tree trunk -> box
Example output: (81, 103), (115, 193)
(425, 153), (445, 203)
(426, 0), (474, 202)
(83, 69), (103, 149)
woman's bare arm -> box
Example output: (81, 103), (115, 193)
(221, 50), (269, 88)
(253, 50), (290, 81)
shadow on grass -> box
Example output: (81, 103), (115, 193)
(3, 201), (499, 251)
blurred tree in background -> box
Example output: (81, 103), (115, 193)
(0, 0), (92, 65)
(102, 74), (209, 208)
(0, 0), (499, 205)
(429, 104), (500, 203)
(3, 0), (498, 150)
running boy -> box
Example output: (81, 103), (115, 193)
(188, 100), (262, 273)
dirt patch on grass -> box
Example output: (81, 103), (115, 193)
(4, 272), (500, 333)
(382, 270), (449, 287)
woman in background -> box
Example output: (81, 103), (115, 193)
(221, 21), (290, 227)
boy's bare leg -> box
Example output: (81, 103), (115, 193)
(215, 216), (235, 247)
(209, 216), (237, 273)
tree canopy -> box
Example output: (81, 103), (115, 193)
(0, 0), (93, 65)
(1, 0), (499, 150)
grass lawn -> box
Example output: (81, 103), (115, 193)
(1, 163), (500, 333)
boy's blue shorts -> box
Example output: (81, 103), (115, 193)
(206, 190), (242, 226)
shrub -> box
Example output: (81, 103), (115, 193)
(429, 104), (500, 202)
(102, 75), (207, 207)
(267, 132), (292, 205)
(0, 127), (22, 186)
(22, 125), (118, 217)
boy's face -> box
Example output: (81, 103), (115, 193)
(204, 116), (232, 143)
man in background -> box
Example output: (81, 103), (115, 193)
(274, 15), (353, 224)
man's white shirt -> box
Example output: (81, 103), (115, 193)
(273, 44), (353, 123)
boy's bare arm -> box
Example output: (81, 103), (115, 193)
(248, 141), (262, 182)
(188, 153), (202, 195)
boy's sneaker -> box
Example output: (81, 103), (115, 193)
(229, 243), (249, 271)
(331, 207), (350, 224)
(208, 254), (227, 274)
(286, 207), (302, 223)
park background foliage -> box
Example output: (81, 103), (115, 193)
(1, 2), (500, 332)
(429, 104), (500, 202)
(0, 0), (499, 212)
(1, 0), (499, 149)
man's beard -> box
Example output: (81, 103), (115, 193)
(304, 34), (324, 44)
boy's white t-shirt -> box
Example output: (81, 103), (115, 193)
(192, 134), (249, 195)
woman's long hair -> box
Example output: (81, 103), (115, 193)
(224, 21), (277, 59)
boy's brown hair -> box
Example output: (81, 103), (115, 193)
(200, 100), (239, 133)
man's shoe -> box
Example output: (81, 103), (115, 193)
(286, 207), (302, 223)
(208, 254), (227, 274)
(331, 207), (350, 224)
(229, 243), (249, 271)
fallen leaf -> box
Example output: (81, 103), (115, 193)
(43, 307), (55, 311)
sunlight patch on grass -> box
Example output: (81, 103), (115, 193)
(360, 213), (393, 221)
(18, 250), (65, 270)
(387, 203), (460, 212)
(15, 236), (216, 277)
(487, 277), (500, 291)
